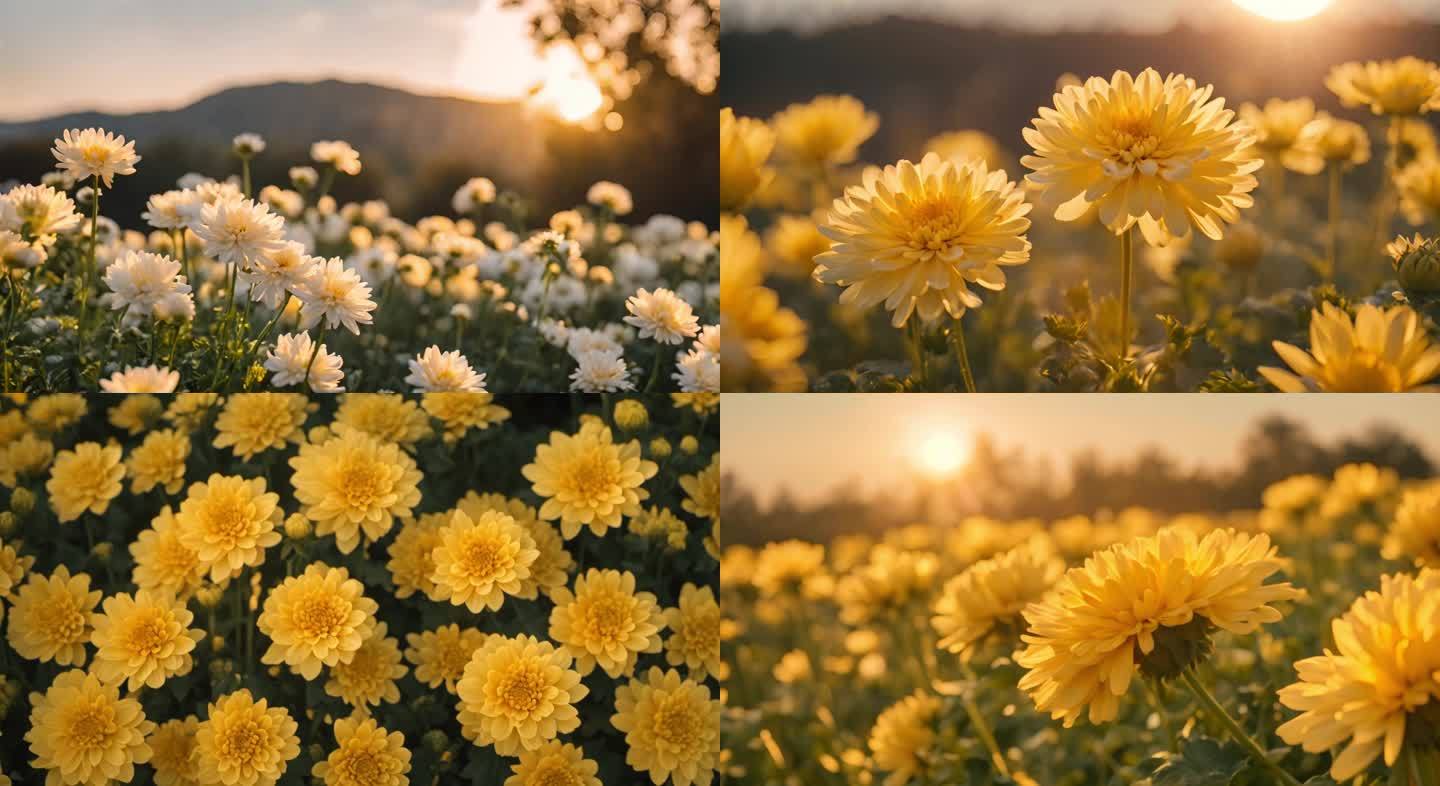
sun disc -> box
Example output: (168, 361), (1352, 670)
(1231, 0), (1332, 21)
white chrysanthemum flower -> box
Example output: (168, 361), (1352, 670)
(258, 185), (304, 219)
(174, 181), (244, 229)
(232, 133), (266, 157)
(142, 190), (187, 231)
(2, 184), (81, 240)
(311, 140), (362, 175)
(695, 324), (720, 355)
(245, 241), (318, 309)
(587, 181), (634, 215)
(265, 331), (345, 392)
(99, 365), (180, 393)
(538, 319), (571, 347)
(674, 348), (720, 392)
(404, 346), (487, 392)
(102, 250), (193, 318)
(296, 257), (376, 334)
(570, 348), (634, 392)
(290, 166), (319, 190)
(452, 177), (496, 214)
(51, 128), (141, 187)
(566, 327), (623, 357)
(193, 198), (287, 268)
(624, 287), (700, 345)
(0, 230), (46, 270)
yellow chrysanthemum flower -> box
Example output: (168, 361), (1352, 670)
(1016, 528), (1300, 727)
(1259, 303), (1440, 392)
(836, 546), (940, 625)
(671, 392), (719, 415)
(719, 107), (775, 211)
(385, 512), (446, 600)
(665, 583), (720, 679)
(430, 509), (538, 612)
(456, 633), (589, 756)
(814, 152), (1032, 327)
(420, 392), (511, 443)
(405, 624), (489, 693)
(289, 429), (423, 553)
(719, 214), (808, 392)
(0, 540), (35, 602)
(1397, 157), (1440, 226)
(126, 428), (191, 494)
(45, 441), (124, 522)
(175, 474), (283, 581)
(1323, 462), (1401, 521)
(1277, 570), (1440, 781)
(131, 506), (206, 599)
(312, 716), (412, 786)
(523, 421), (658, 539)
(630, 505), (689, 551)
(1326, 57), (1440, 116)
(611, 667), (720, 786)
(751, 539), (827, 597)
(163, 393), (220, 433)
(1023, 68), (1263, 245)
(333, 393), (432, 448)
(0, 432), (53, 487)
(1239, 97), (1323, 174)
(454, 492), (573, 598)
(25, 669), (154, 786)
(932, 537), (1065, 656)
(549, 568), (663, 677)
(26, 393), (87, 434)
(680, 455), (719, 523)
(770, 94), (878, 169)
(923, 129), (1007, 169)
(91, 590), (204, 691)
(107, 394), (163, 435)
(1383, 482), (1440, 567)
(194, 690), (300, 786)
(505, 742), (602, 786)
(8, 565), (100, 665)
(1298, 111), (1372, 169)
(325, 622), (406, 710)
(258, 563), (378, 680)
(212, 393), (310, 460)
(868, 691), (940, 786)
(148, 716), (202, 786)
(765, 212), (830, 276)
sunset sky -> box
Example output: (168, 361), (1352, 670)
(722, 395), (1440, 506)
(0, 0), (557, 121)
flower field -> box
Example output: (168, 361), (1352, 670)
(722, 464), (1440, 785)
(721, 56), (1440, 392)
(0, 391), (720, 786)
(0, 131), (719, 394)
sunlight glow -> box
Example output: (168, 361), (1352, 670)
(1231, 0), (1332, 21)
(916, 432), (967, 478)
(530, 45), (606, 124)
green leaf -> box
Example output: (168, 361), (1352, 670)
(1148, 736), (1252, 786)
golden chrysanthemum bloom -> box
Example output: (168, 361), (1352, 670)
(505, 741), (602, 786)
(91, 590), (204, 691)
(1298, 111), (1372, 169)
(720, 107), (775, 211)
(131, 506), (206, 600)
(289, 430), (423, 554)
(1382, 482), (1440, 567)
(1326, 57), (1440, 116)
(194, 690), (300, 786)
(385, 512), (446, 600)
(25, 669), (154, 786)
(671, 392), (719, 415)
(148, 716), (201, 786)
(1023, 69), (1263, 245)
(665, 583), (720, 679)
(765, 212), (830, 276)
(1017, 528), (1300, 727)
(719, 214), (808, 392)
(680, 454), (719, 523)
(126, 428), (191, 495)
(770, 94), (878, 169)
(454, 492), (573, 598)
(456, 634), (589, 756)
(175, 474), (283, 582)
(257, 562), (378, 680)
(163, 393), (220, 433)
(630, 505), (689, 551)
(0, 540), (35, 603)
(1277, 570), (1440, 781)
(0, 432), (52, 487)
(405, 624), (489, 693)
(1323, 463), (1401, 523)
(611, 667), (720, 786)
(45, 441), (124, 522)
(429, 509), (539, 612)
(932, 538), (1065, 656)
(923, 129), (1007, 169)
(868, 691), (941, 786)
(1239, 97), (1323, 174)
(1397, 157), (1440, 226)
(107, 394), (163, 435)
(522, 421), (658, 539)
(835, 546), (940, 626)
(333, 394), (432, 448)
(1263, 473), (1328, 513)
(814, 152), (1032, 327)
(549, 568), (663, 677)
(1259, 303), (1440, 392)
(26, 393), (87, 434)
(751, 539), (826, 597)
(8, 565), (99, 665)
(312, 716), (412, 786)
(420, 392), (511, 443)
(212, 393), (310, 460)
(324, 622), (407, 709)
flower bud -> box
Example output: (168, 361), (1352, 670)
(680, 436), (700, 455)
(1214, 222), (1266, 273)
(613, 400), (649, 431)
(648, 438), (672, 458)
(1391, 235), (1440, 294)
(91, 542), (113, 560)
(423, 729), (450, 753)
(284, 513), (311, 539)
(0, 512), (16, 535)
(9, 487), (35, 516)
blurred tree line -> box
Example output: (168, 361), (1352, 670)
(724, 416), (1435, 547)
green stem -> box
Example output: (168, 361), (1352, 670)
(957, 660), (1012, 778)
(1143, 677), (1179, 753)
(951, 317), (977, 393)
(643, 345), (666, 393)
(1327, 165), (1342, 280)
(316, 166), (336, 202)
(241, 158), (252, 200)
(302, 324), (329, 389)
(1118, 227), (1134, 362)
(80, 175), (100, 336)
(908, 320), (929, 390)
(1179, 669), (1301, 786)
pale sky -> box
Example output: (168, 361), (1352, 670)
(724, 0), (1440, 35)
(722, 395), (1440, 506)
(0, 0), (554, 121)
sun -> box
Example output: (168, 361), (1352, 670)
(1231, 0), (1332, 21)
(916, 432), (967, 478)
(531, 44), (606, 124)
